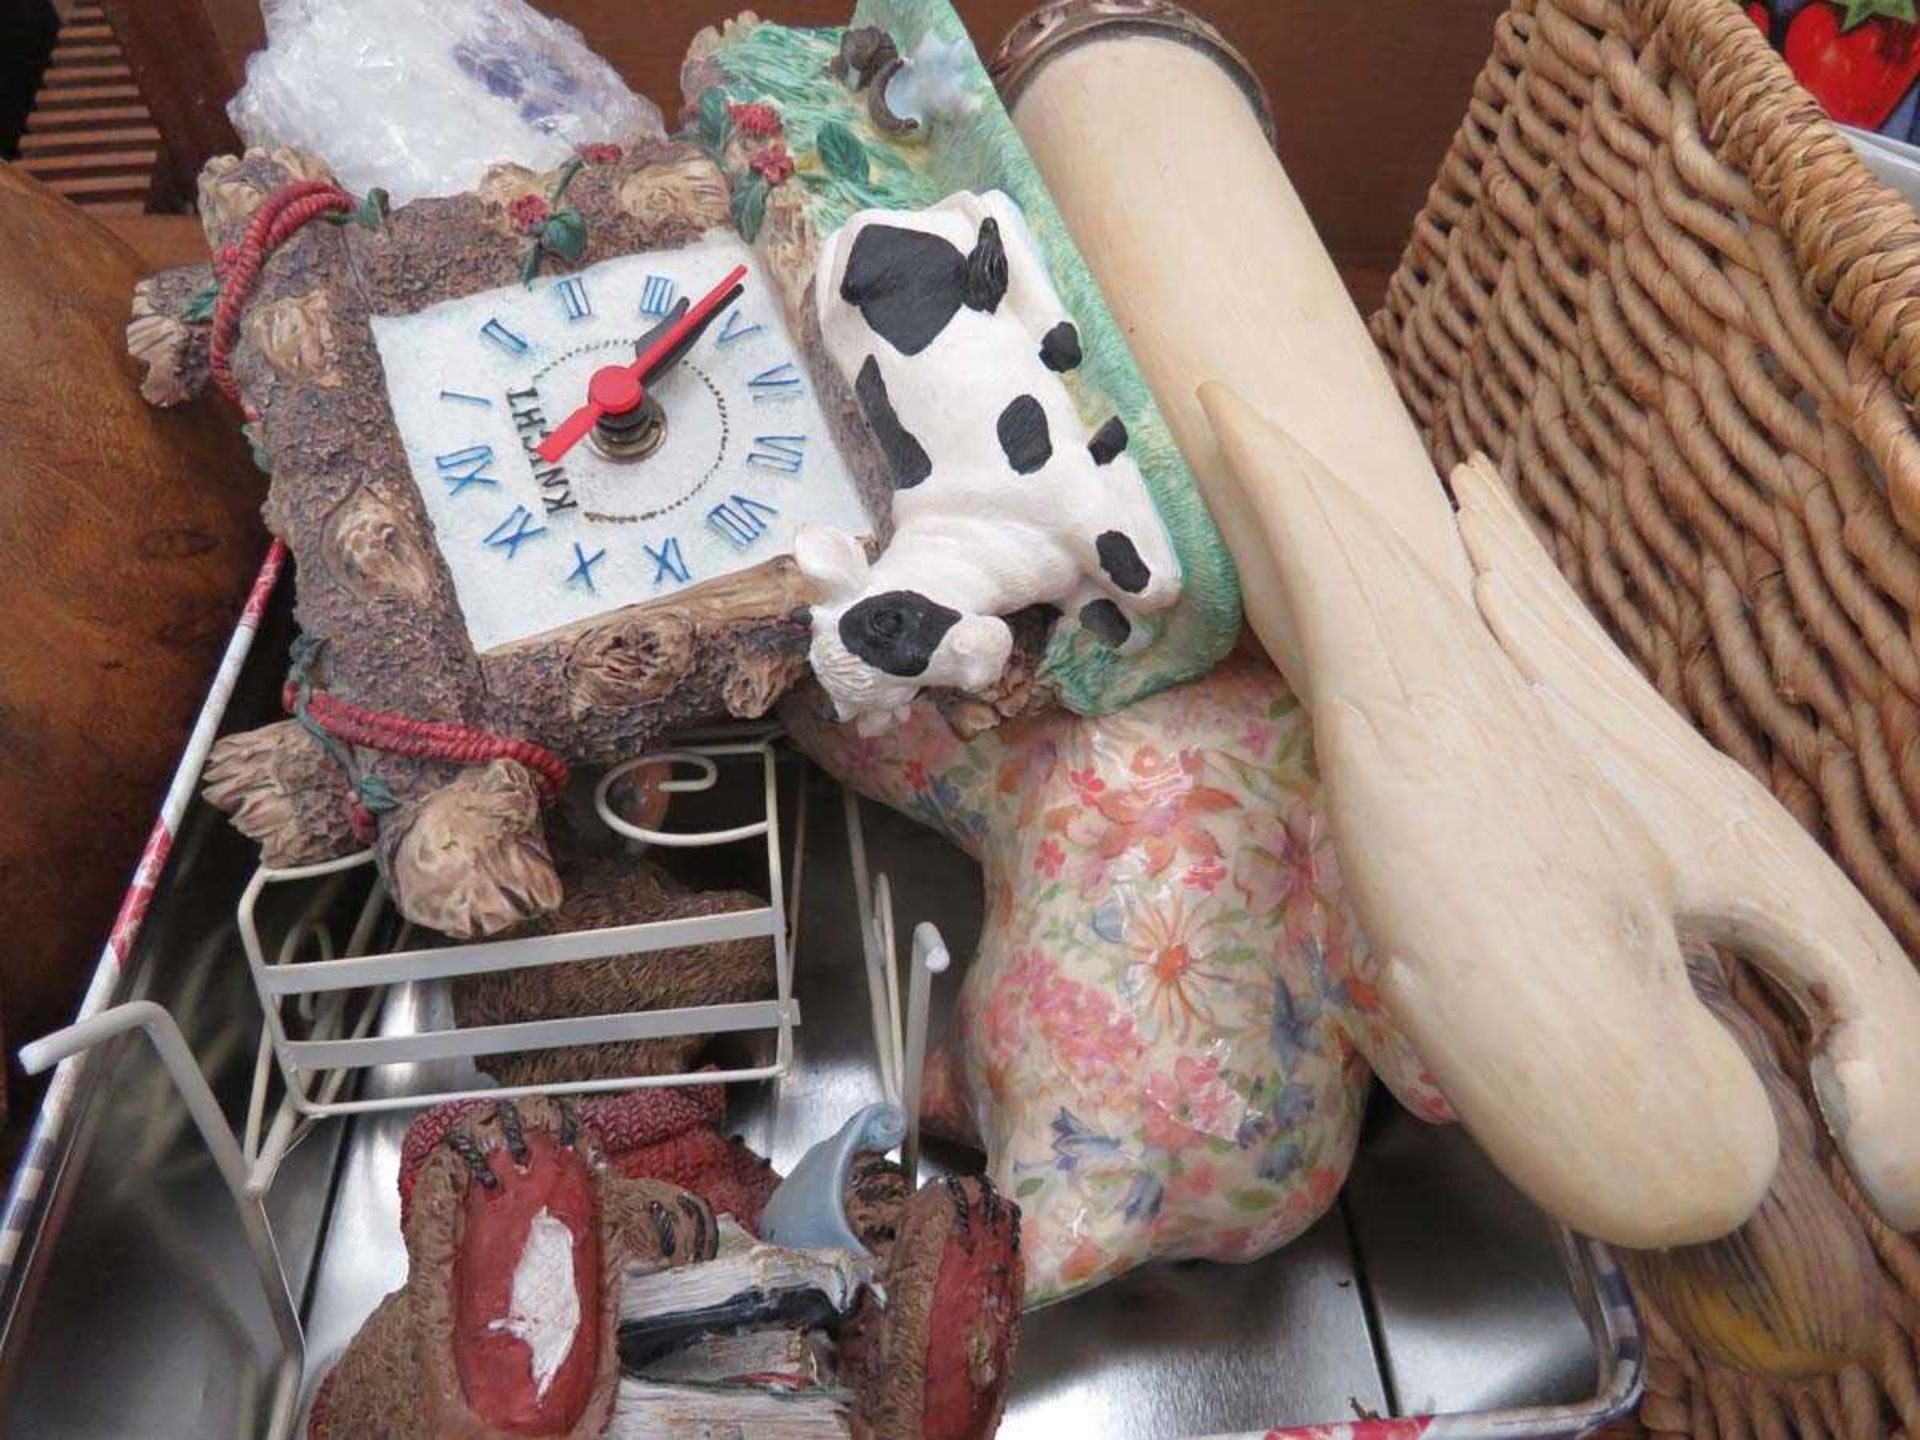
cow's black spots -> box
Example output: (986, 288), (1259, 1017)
(840, 591), (962, 677)
(1079, 598), (1132, 647)
(840, 216), (1016, 352)
(1039, 320), (1081, 372)
(841, 223), (968, 356)
(997, 395), (1052, 475)
(1088, 416), (1128, 466)
(963, 218), (1009, 314)
(856, 356), (932, 489)
(1097, 530), (1152, 594)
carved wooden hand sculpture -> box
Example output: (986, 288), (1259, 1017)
(784, 650), (1449, 1302)
(1200, 383), (1920, 1247)
(1451, 448), (1920, 1237)
(998, 8), (1920, 1257)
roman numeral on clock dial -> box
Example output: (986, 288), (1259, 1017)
(747, 435), (806, 474)
(567, 542), (607, 592)
(484, 504), (547, 558)
(717, 310), (762, 345)
(749, 362), (801, 399)
(555, 277), (592, 322)
(639, 274), (678, 317)
(479, 317), (530, 355)
(707, 494), (779, 550)
(647, 536), (690, 587)
(435, 443), (498, 494)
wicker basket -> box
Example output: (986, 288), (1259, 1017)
(1372, 2), (1920, 1436)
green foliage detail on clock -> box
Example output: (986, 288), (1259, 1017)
(686, 2), (1242, 719)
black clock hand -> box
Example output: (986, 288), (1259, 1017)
(538, 266), (746, 464)
(631, 296), (691, 362)
(636, 281), (742, 382)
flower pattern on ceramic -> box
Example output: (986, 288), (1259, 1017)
(784, 648), (1453, 1303)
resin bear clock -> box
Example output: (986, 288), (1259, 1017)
(134, 0), (1245, 941)
(133, 141), (893, 938)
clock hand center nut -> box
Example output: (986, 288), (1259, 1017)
(587, 364), (644, 415)
(585, 363), (667, 462)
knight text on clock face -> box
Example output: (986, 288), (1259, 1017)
(371, 236), (869, 654)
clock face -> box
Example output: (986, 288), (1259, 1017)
(370, 234), (869, 653)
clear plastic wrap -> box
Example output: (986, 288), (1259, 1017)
(229, 0), (663, 206)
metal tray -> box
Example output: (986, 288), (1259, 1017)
(0, 556), (1640, 1439)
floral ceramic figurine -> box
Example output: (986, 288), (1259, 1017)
(783, 647), (1449, 1302)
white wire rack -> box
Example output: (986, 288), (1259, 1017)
(843, 786), (949, 1180)
(18, 724), (950, 1440)
(232, 731), (807, 1195)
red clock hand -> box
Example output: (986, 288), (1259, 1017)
(536, 263), (748, 465)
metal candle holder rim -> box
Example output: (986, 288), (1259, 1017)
(987, 0), (1276, 146)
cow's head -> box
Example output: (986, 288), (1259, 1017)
(795, 526), (1013, 732)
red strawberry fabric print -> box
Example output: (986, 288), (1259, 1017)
(1785, 0), (1920, 130)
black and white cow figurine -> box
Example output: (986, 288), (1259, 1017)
(796, 189), (1182, 731)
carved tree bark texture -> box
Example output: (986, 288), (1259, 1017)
(200, 719), (364, 869)
(128, 262), (216, 406)
(0, 164), (264, 1122)
(841, 1175), (1024, 1440)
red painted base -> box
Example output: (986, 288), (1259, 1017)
(452, 1133), (603, 1435)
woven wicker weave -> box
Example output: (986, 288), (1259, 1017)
(1372, 3), (1920, 1435)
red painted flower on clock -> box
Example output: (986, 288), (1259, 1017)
(750, 145), (795, 186)
(576, 142), (623, 165)
(728, 101), (782, 138)
(508, 194), (550, 233)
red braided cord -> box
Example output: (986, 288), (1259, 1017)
(283, 681), (571, 802)
(209, 179), (354, 408)
(218, 180), (574, 817)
